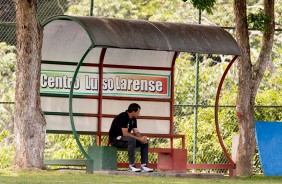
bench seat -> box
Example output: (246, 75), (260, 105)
(45, 146), (187, 173)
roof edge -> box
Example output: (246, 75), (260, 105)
(42, 15), (95, 48)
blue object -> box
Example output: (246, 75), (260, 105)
(255, 121), (282, 176)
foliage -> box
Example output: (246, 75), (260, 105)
(183, 0), (217, 14)
(174, 54), (239, 165)
(0, 43), (16, 99)
(45, 134), (93, 160)
(0, 42), (16, 170)
(248, 9), (272, 33)
(66, 0), (202, 24)
(66, 0), (162, 20)
(255, 64), (282, 121)
(0, 142), (14, 170)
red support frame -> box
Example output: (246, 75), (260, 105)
(170, 52), (179, 148)
(215, 56), (238, 165)
(97, 48), (107, 146)
(94, 50), (180, 149)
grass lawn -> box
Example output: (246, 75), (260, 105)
(0, 171), (282, 184)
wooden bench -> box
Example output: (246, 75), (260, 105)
(44, 133), (187, 173)
(115, 147), (187, 172)
(105, 133), (187, 172)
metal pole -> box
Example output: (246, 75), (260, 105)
(69, 47), (93, 160)
(193, 9), (201, 165)
(90, 0), (94, 16)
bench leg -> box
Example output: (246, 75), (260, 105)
(157, 149), (187, 173)
(88, 146), (118, 171)
(86, 159), (94, 174)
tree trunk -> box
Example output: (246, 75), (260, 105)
(234, 0), (275, 176)
(13, 0), (46, 169)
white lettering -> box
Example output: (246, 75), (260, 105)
(140, 80), (148, 92)
(107, 78), (114, 90)
(155, 81), (163, 92)
(85, 75), (98, 91)
(132, 80), (140, 91)
(40, 74), (48, 88)
(40, 74), (80, 90)
(148, 80), (155, 92)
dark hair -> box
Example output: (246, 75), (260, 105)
(127, 103), (141, 113)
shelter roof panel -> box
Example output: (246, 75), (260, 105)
(43, 15), (241, 56)
(42, 20), (91, 62)
(104, 48), (174, 68)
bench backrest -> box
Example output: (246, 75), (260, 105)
(42, 96), (172, 135)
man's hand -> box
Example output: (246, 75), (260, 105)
(139, 136), (148, 144)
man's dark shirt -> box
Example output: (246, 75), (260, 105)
(109, 111), (137, 142)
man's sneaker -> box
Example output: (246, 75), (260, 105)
(128, 164), (141, 172)
(141, 164), (153, 172)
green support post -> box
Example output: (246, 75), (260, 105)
(193, 9), (201, 165)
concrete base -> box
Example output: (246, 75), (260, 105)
(88, 146), (117, 171)
(94, 170), (224, 178)
(53, 169), (225, 178)
(85, 159), (94, 174)
(157, 148), (187, 173)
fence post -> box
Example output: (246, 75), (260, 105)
(192, 9), (201, 165)
(90, 0), (94, 16)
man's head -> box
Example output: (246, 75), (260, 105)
(127, 103), (141, 119)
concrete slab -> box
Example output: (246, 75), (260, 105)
(94, 170), (225, 179)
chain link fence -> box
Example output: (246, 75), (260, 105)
(1, 0), (282, 174)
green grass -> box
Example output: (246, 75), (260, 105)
(0, 171), (282, 184)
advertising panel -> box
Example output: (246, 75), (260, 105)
(40, 70), (171, 98)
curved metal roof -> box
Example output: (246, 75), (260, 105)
(43, 15), (241, 55)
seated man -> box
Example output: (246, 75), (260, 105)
(109, 103), (153, 172)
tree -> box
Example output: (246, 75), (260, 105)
(234, 0), (275, 176)
(13, 0), (46, 169)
